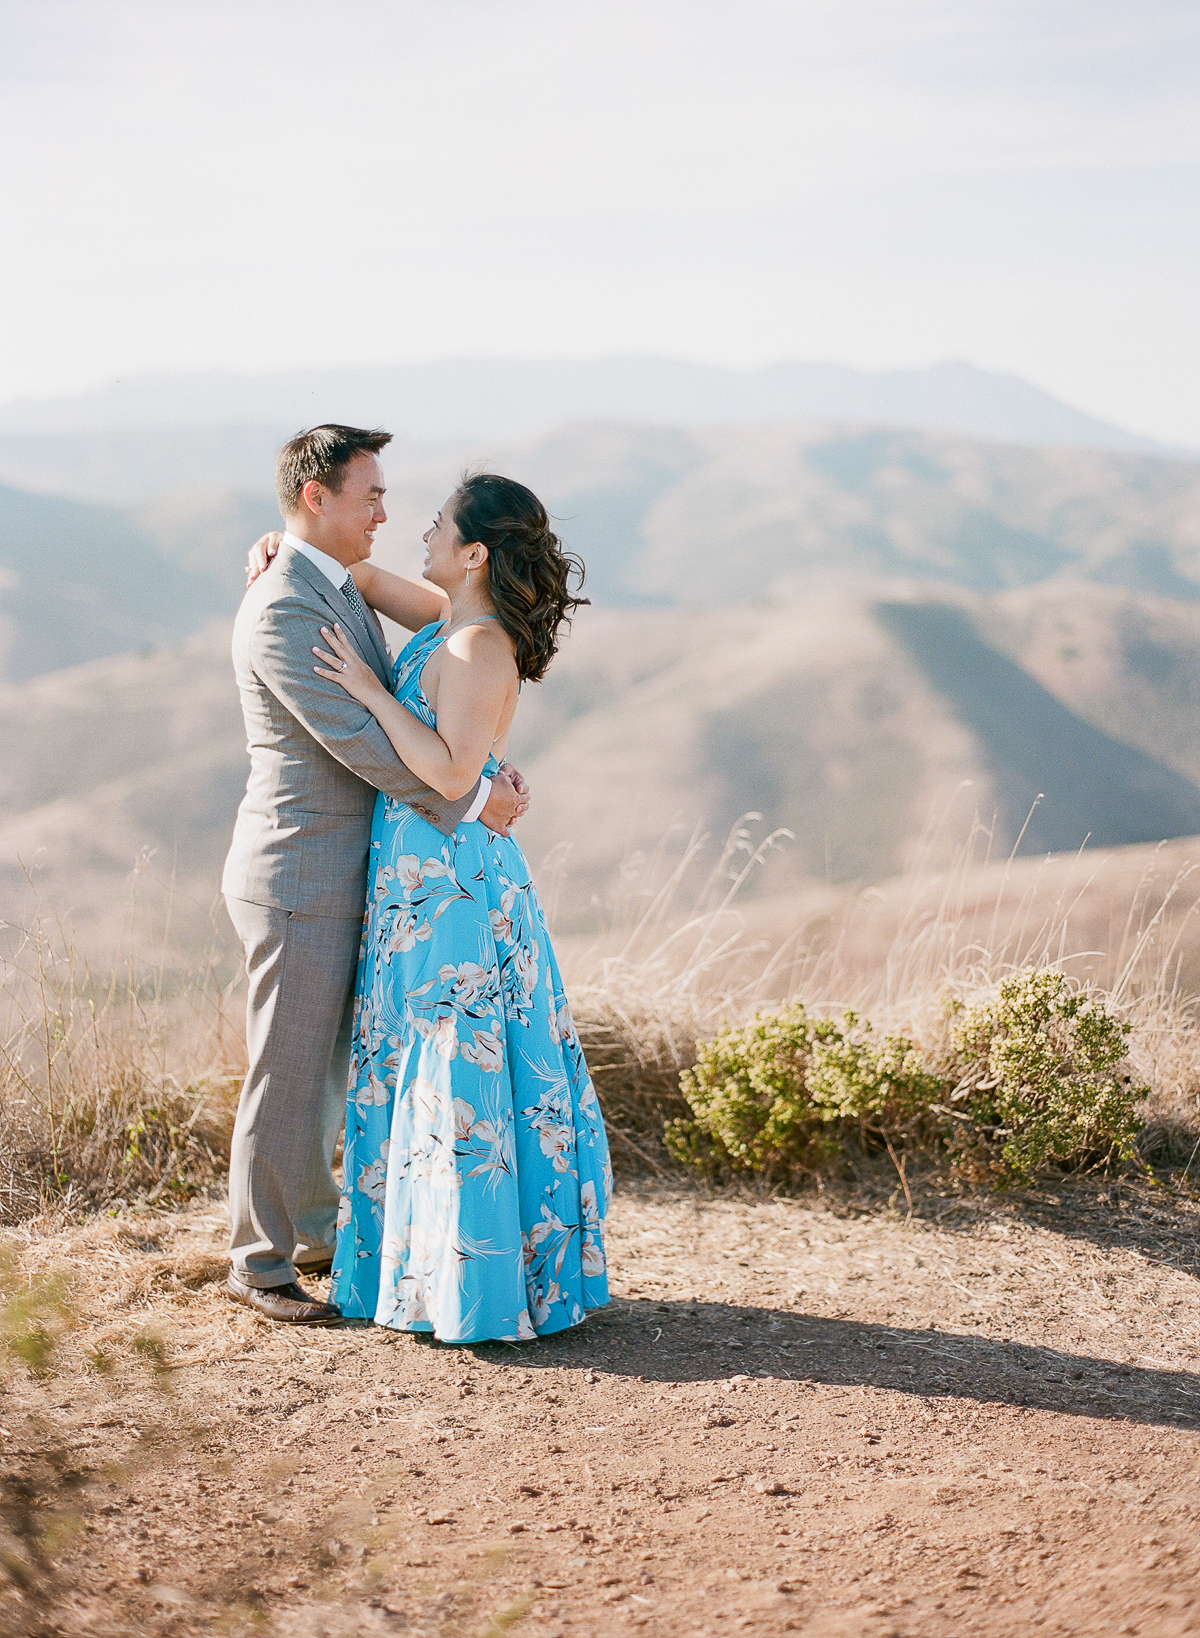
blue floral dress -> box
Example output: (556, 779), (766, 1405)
(331, 619), (612, 1343)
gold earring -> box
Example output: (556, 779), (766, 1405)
(465, 565), (471, 588)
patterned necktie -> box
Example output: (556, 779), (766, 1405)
(340, 574), (370, 630)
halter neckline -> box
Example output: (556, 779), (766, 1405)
(438, 613), (498, 643)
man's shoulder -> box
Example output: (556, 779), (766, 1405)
(238, 558), (330, 627)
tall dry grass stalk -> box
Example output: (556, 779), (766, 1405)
(0, 864), (244, 1224)
(560, 817), (801, 1173)
(555, 804), (1200, 1174)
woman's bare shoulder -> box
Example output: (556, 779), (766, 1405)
(449, 619), (516, 662)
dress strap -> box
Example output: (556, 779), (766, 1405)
(430, 614), (499, 653)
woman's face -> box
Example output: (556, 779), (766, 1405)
(422, 493), (468, 590)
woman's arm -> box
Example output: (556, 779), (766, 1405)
(349, 561), (449, 633)
(245, 535), (449, 633)
(312, 621), (516, 801)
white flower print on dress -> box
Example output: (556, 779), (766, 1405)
(548, 1001), (575, 1047)
(409, 1077), (447, 1123)
(462, 1114), (514, 1189)
(355, 1069), (391, 1108)
(539, 1124), (573, 1171)
(411, 1014), (460, 1058)
(355, 995), (375, 1054)
(489, 885), (518, 943)
(357, 1156), (388, 1201)
(387, 911), (431, 955)
(520, 1074), (577, 1175)
(513, 944), (539, 1008)
(439, 961), (491, 1010)
(462, 1024), (504, 1072)
(530, 1281), (561, 1326)
(395, 855), (423, 892)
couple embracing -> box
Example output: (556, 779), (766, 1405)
(221, 424), (612, 1343)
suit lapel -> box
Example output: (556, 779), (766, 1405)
(282, 546), (391, 686)
(360, 603), (393, 678)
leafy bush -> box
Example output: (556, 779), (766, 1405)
(941, 968), (1146, 1184)
(669, 970), (1148, 1188)
(805, 1011), (943, 1131)
(665, 1002), (936, 1181)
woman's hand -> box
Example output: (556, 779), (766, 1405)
(246, 532), (283, 586)
(500, 761), (531, 820)
(312, 623), (385, 707)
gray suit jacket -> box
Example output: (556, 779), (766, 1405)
(222, 542), (474, 917)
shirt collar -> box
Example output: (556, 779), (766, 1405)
(282, 530), (349, 589)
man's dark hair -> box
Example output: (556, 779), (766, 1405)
(275, 424), (393, 516)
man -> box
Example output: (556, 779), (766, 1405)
(222, 424), (525, 1325)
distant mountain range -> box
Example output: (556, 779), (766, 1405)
(4, 419), (1199, 685)
(0, 357), (1184, 504)
(0, 482), (273, 679)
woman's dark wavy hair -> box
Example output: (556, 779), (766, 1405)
(452, 472), (588, 683)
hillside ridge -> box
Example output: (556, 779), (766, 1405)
(0, 356), (1176, 453)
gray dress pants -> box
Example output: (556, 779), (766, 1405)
(225, 896), (362, 1288)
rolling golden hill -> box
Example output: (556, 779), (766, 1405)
(4, 583), (1200, 957)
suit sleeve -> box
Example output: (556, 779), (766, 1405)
(249, 595), (477, 835)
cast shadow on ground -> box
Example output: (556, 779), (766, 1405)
(468, 1296), (1200, 1431)
(795, 1165), (1200, 1288)
(988, 1176), (1200, 1287)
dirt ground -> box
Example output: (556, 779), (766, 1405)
(6, 1177), (1200, 1638)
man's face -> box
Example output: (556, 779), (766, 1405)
(305, 452), (387, 563)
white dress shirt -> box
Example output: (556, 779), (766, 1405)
(284, 530), (351, 589)
(281, 530), (490, 823)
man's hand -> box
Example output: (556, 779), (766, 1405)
(479, 769), (520, 837)
(500, 762), (531, 821)
(247, 531), (284, 586)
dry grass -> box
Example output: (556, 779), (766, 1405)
(7, 809), (1200, 1221)
(0, 874), (243, 1225)
(563, 818), (799, 1173)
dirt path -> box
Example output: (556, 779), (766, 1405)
(5, 1179), (1200, 1637)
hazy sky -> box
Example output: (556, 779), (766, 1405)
(2, 0), (1198, 441)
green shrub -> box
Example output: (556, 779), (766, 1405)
(806, 1011), (943, 1130)
(669, 969), (1148, 1189)
(666, 1002), (935, 1181)
(941, 969), (1146, 1184)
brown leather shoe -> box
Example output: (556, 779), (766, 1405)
(225, 1272), (341, 1326)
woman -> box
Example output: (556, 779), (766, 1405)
(251, 474), (611, 1344)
